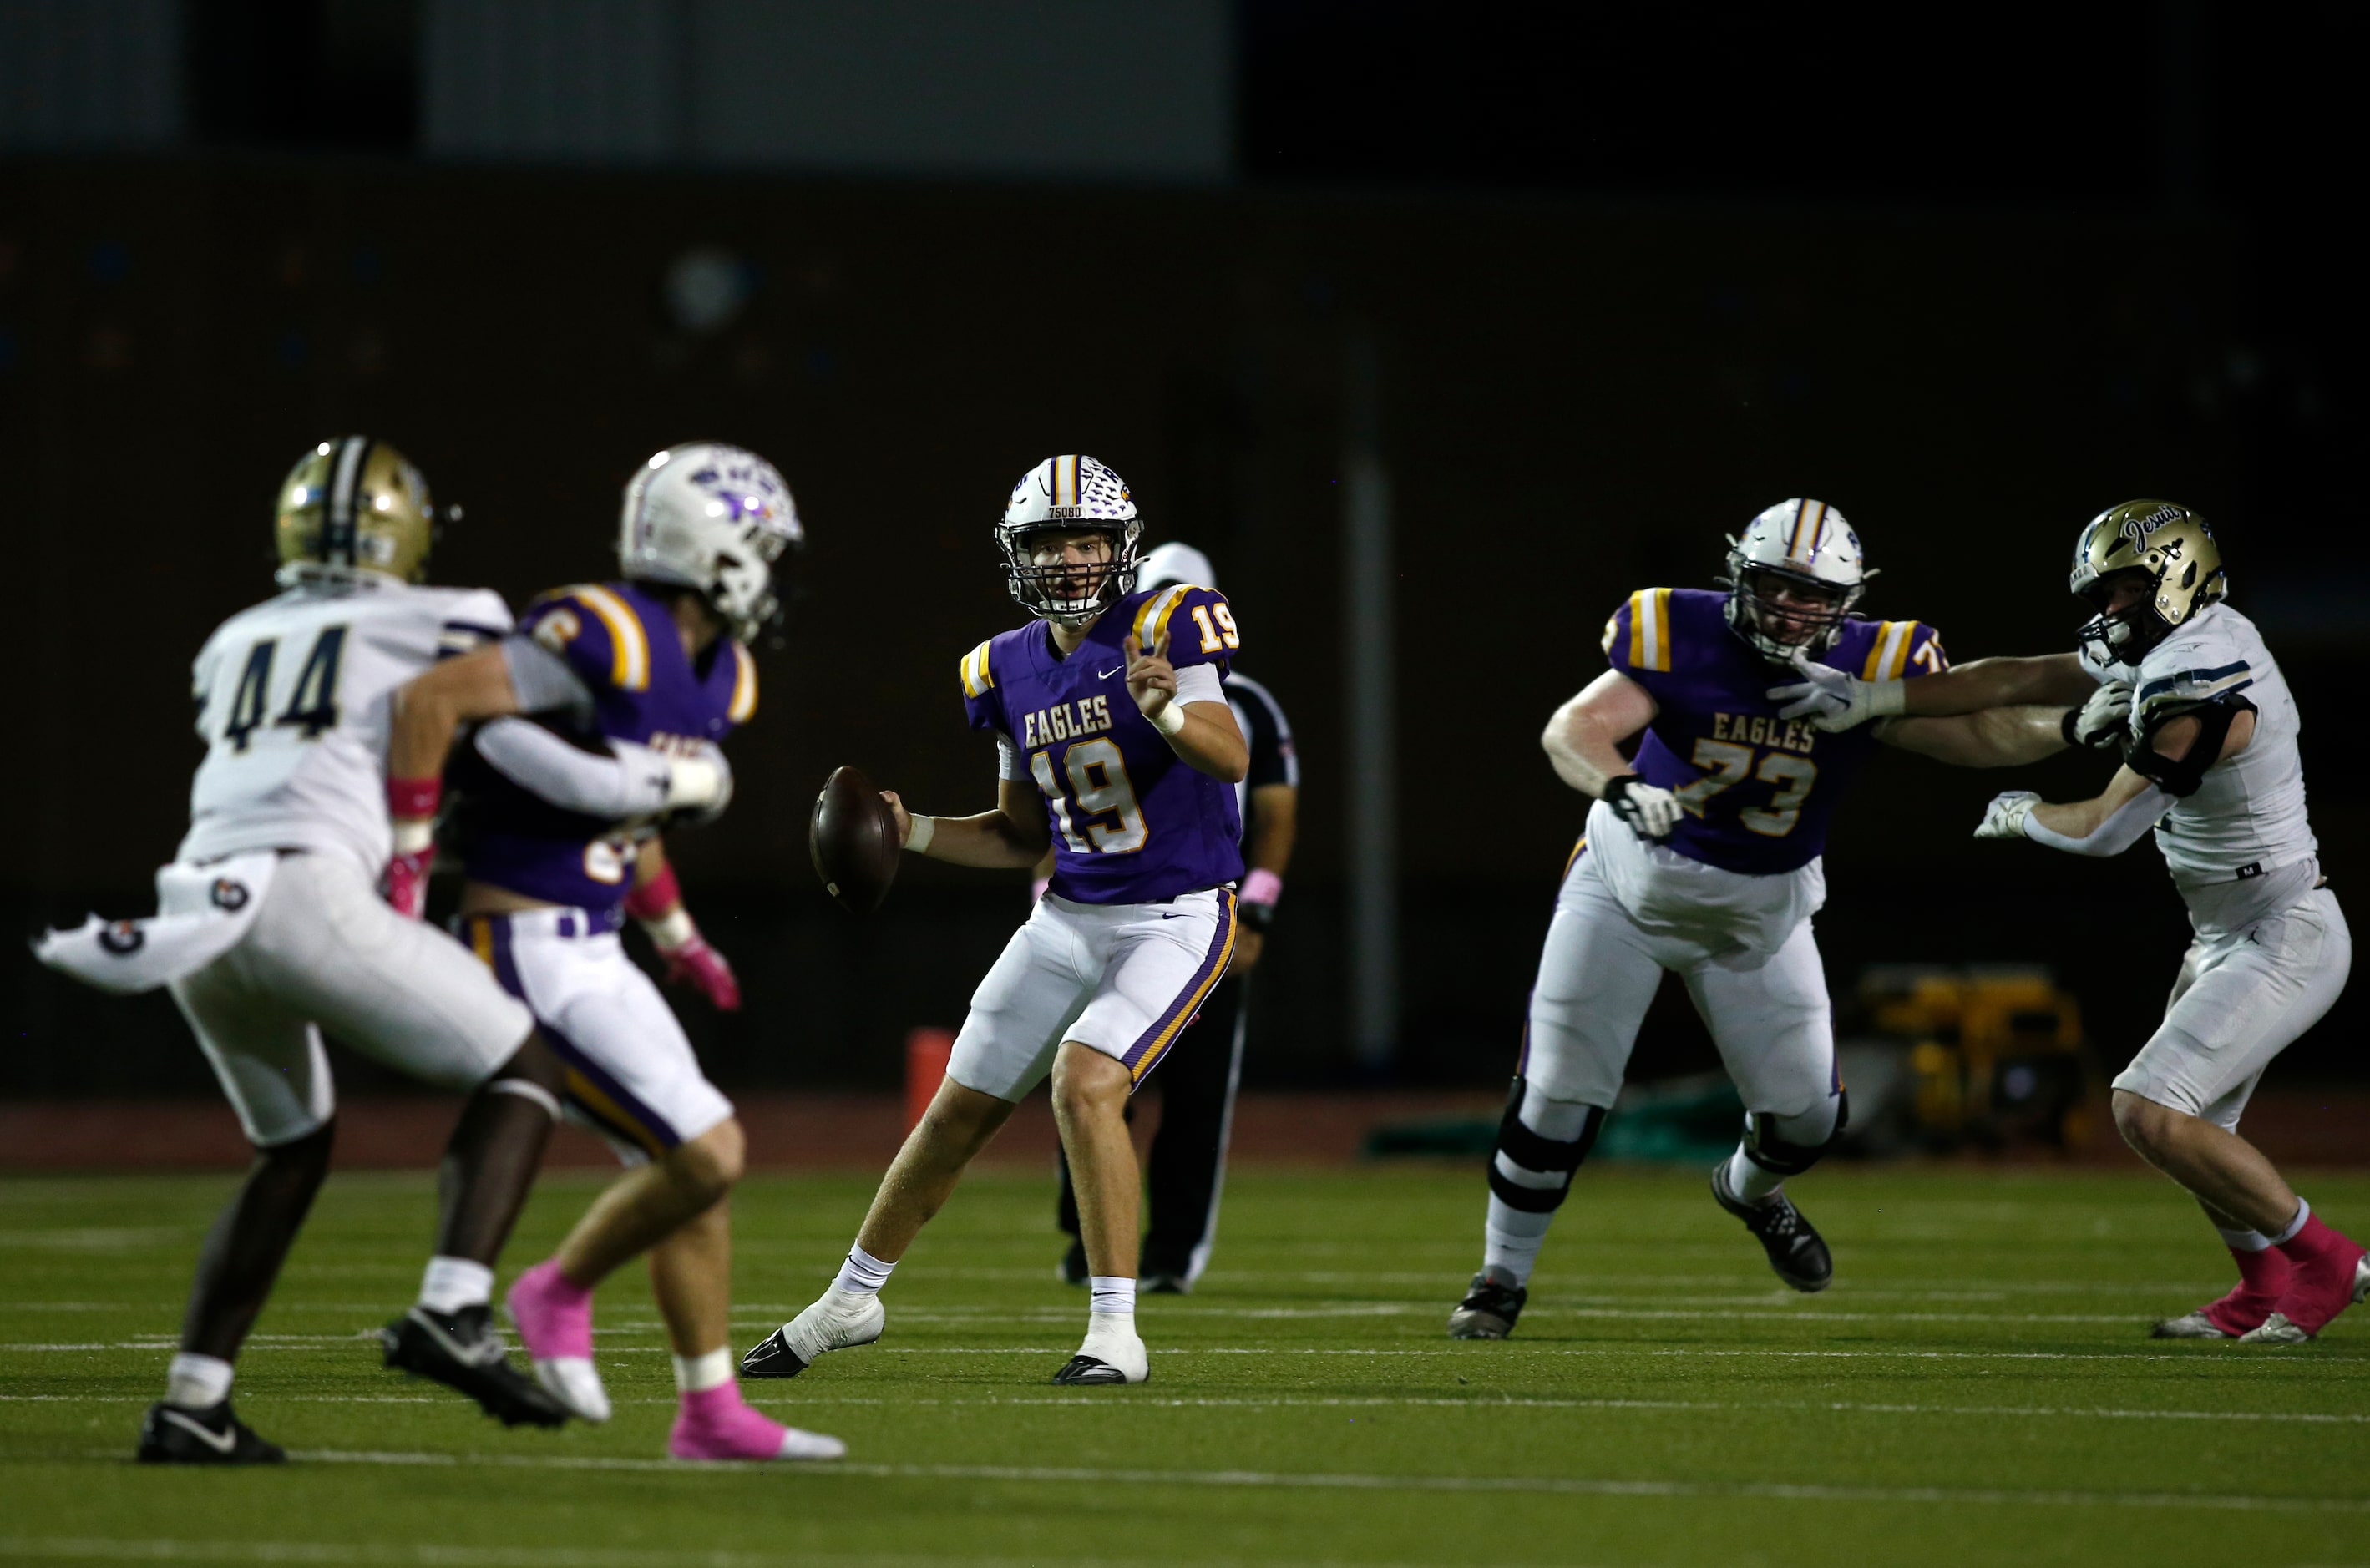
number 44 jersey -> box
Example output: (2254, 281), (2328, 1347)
(1603, 587), (1946, 875)
(180, 579), (513, 878)
(961, 584), (1246, 905)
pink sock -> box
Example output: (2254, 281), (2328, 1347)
(2199, 1244), (2292, 1335)
(504, 1259), (595, 1361)
(669, 1383), (790, 1461)
(2271, 1214), (2367, 1335)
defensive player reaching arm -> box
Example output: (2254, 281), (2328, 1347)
(1452, 499), (2076, 1342)
(386, 444), (843, 1460)
(1775, 501), (2362, 1339)
(744, 455), (1246, 1388)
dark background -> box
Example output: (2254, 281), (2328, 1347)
(3, 2), (2359, 1100)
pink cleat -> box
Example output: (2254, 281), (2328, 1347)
(668, 1383), (846, 1462)
(504, 1260), (609, 1422)
(2240, 1217), (2370, 1344)
(2155, 1245), (2293, 1338)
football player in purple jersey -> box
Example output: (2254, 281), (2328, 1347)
(1449, 499), (2074, 1338)
(385, 443), (842, 1459)
(742, 454), (1248, 1387)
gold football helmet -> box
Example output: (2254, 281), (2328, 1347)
(2069, 498), (2226, 665)
(274, 436), (438, 587)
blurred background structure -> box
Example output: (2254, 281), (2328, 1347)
(3, 3), (2361, 1132)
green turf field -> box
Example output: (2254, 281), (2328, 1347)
(3, 1163), (2367, 1567)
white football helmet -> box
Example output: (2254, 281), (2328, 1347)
(1722, 498), (1871, 663)
(619, 443), (802, 643)
(1137, 540), (1217, 594)
(996, 455), (1142, 625)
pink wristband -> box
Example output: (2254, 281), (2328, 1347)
(625, 862), (684, 921)
(1240, 869), (1284, 908)
(387, 776), (442, 820)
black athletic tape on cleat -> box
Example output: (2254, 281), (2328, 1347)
(1742, 1089), (1849, 1176)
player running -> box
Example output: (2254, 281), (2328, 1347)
(1052, 540), (1300, 1293)
(1449, 499), (2071, 1338)
(1772, 500), (2365, 1343)
(386, 443), (843, 1458)
(742, 454), (1248, 1386)
(37, 437), (573, 1460)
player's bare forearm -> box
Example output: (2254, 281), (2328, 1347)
(888, 781), (1051, 870)
(1900, 654), (2094, 715)
(1246, 784), (1297, 874)
(1542, 670), (1657, 797)
(388, 645), (522, 784)
(1165, 701), (1248, 783)
(2031, 766), (2159, 839)
(1878, 706), (2069, 768)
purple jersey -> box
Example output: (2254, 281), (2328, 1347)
(1603, 587), (1945, 875)
(453, 581), (758, 914)
(962, 584), (1245, 905)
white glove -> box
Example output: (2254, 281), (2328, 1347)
(1766, 650), (1907, 732)
(1603, 775), (1682, 842)
(2062, 679), (2134, 751)
(1973, 791), (2040, 840)
(661, 742), (734, 825)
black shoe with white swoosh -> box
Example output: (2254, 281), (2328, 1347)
(136, 1399), (285, 1464)
(381, 1303), (570, 1428)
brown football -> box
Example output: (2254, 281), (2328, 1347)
(809, 765), (902, 914)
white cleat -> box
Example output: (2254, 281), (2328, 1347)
(2238, 1312), (2311, 1345)
(776, 1425), (849, 1461)
(1052, 1323), (1149, 1385)
(738, 1288), (884, 1379)
(2150, 1311), (2235, 1340)
(529, 1355), (612, 1422)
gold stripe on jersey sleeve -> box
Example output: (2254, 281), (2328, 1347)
(570, 584), (650, 691)
(960, 640), (995, 699)
(1860, 620), (1911, 680)
(727, 641), (758, 723)
(1132, 584), (1193, 652)
(1628, 587), (1672, 672)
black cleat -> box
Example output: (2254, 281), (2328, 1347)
(1057, 1240), (1089, 1287)
(1711, 1163), (1833, 1292)
(739, 1327), (810, 1380)
(382, 1304), (569, 1428)
(1051, 1354), (1133, 1385)
(1140, 1272), (1188, 1296)
(136, 1399), (285, 1464)
(1446, 1268), (1527, 1339)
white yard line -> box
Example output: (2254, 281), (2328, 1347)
(0, 1537), (1443, 1568)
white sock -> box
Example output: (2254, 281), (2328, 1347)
(2269, 1198), (2311, 1247)
(165, 1352), (233, 1410)
(1725, 1147), (1785, 1204)
(672, 1347), (734, 1394)
(418, 1256), (494, 1314)
(1088, 1276), (1137, 1323)
(2216, 1224), (2273, 1252)
(1482, 1196), (1554, 1287)
(833, 1243), (896, 1296)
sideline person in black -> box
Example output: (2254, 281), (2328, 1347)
(1051, 544), (1299, 1292)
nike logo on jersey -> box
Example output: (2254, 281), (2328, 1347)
(1098, 665), (1123, 680)
(160, 1409), (238, 1454)
(1021, 695), (1116, 750)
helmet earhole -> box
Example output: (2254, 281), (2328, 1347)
(2180, 562), (2196, 588)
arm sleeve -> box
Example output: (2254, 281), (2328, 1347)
(1173, 664), (1225, 706)
(501, 634), (598, 717)
(469, 717), (683, 820)
(2023, 784), (2175, 857)
(995, 731), (1030, 782)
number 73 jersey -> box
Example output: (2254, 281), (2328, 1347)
(1603, 587), (1945, 875)
(180, 580), (514, 877)
(960, 584), (1246, 905)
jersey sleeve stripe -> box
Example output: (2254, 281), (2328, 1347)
(1628, 588), (1672, 672)
(1861, 620), (1911, 680)
(1132, 585), (1193, 651)
(960, 639), (995, 699)
(727, 641), (759, 722)
(2136, 660), (2252, 701)
(571, 584), (650, 691)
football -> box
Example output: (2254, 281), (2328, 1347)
(808, 765), (903, 914)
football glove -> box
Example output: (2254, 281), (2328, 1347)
(659, 928), (742, 1012)
(383, 847), (432, 918)
(1766, 649), (1907, 732)
(660, 742), (735, 829)
(1603, 774), (1682, 842)
(2059, 678), (2134, 751)
(1973, 791), (2041, 840)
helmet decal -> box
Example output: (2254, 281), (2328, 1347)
(1719, 498), (1870, 665)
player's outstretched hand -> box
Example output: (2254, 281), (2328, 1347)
(1124, 627), (1178, 723)
(1974, 791), (2040, 840)
(2064, 679), (2134, 751)
(1603, 774), (1683, 842)
(1768, 650), (1895, 732)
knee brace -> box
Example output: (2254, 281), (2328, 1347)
(1742, 1089), (1850, 1177)
(1485, 1075), (1607, 1215)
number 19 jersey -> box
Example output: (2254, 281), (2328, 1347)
(1602, 587), (1945, 875)
(961, 584), (1245, 905)
(180, 579), (513, 878)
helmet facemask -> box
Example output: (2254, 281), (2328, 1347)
(1002, 524), (1140, 627)
(2069, 501), (2226, 669)
(1724, 559), (1861, 663)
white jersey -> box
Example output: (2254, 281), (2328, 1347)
(2087, 601), (2317, 895)
(179, 579), (511, 878)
